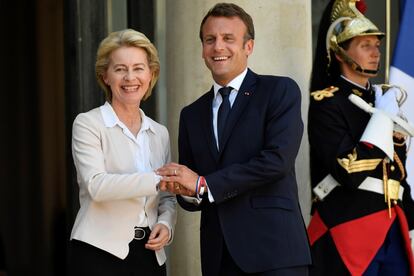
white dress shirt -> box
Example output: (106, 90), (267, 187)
(100, 102), (160, 227)
(212, 68), (248, 149)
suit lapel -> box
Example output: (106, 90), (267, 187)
(219, 69), (257, 156)
(201, 87), (219, 161)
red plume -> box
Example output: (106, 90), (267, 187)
(356, 0), (367, 14)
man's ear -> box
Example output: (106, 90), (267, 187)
(244, 39), (254, 56)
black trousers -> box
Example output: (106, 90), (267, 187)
(219, 241), (309, 276)
(68, 235), (166, 276)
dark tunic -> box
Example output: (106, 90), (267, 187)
(307, 76), (414, 275)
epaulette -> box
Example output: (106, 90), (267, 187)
(351, 89), (363, 97)
(310, 86), (339, 101)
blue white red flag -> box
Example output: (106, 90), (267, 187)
(390, 0), (414, 193)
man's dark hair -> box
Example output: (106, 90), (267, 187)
(199, 2), (255, 43)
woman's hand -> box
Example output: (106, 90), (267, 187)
(145, 223), (170, 251)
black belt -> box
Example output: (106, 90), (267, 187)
(134, 226), (150, 240)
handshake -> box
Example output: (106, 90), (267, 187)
(156, 162), (199, 196)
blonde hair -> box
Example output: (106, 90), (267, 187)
(95, 29), (160, 102)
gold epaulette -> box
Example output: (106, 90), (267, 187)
(351, 89), (363, 97)
(311, 86), (339, 101)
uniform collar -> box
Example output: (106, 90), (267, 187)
(340, 75), (371, 91)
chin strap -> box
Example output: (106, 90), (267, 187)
(337, 46), (380, 76)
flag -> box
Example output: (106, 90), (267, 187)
(390, 0), (414, 194)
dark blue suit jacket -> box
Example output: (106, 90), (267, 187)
(178, 69), (311, 275)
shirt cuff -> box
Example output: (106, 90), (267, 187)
(153, 172), (162, 192)
(181, 195), (202, 205)
(207, 182), (215, 202)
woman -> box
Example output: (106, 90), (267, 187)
(307, 0), (414, 275)
(68, 29), (176, 276)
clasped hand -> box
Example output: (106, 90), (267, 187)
(373, 84), (400, 117)
(156, 163), (198, 196)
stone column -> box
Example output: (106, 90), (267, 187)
(164, 1), (312, 275)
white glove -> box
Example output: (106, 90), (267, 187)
(373, 84), (399, 117)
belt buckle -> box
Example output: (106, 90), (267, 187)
(387, 179), (400, 200)
(134, 227), (146, 240)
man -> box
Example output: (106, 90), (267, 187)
(157, 3), (311, 275)
(307, 0), (414, 275)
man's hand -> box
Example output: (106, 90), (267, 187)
(157, 163), (199, 196)
(159, 180), (195, 196)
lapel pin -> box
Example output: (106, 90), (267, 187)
(244, 92), (251, 96)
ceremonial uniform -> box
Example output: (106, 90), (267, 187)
(308, 0), (414, 274)
(307, 76), (414, 275)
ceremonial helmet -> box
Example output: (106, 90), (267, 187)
(326, 0), (385, 75)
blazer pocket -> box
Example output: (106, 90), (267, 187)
(251, 196), (294, 211)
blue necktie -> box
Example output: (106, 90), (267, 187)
(217, 86), (232, 149)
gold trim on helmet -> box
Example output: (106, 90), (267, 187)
(326, 0), (385, 75)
